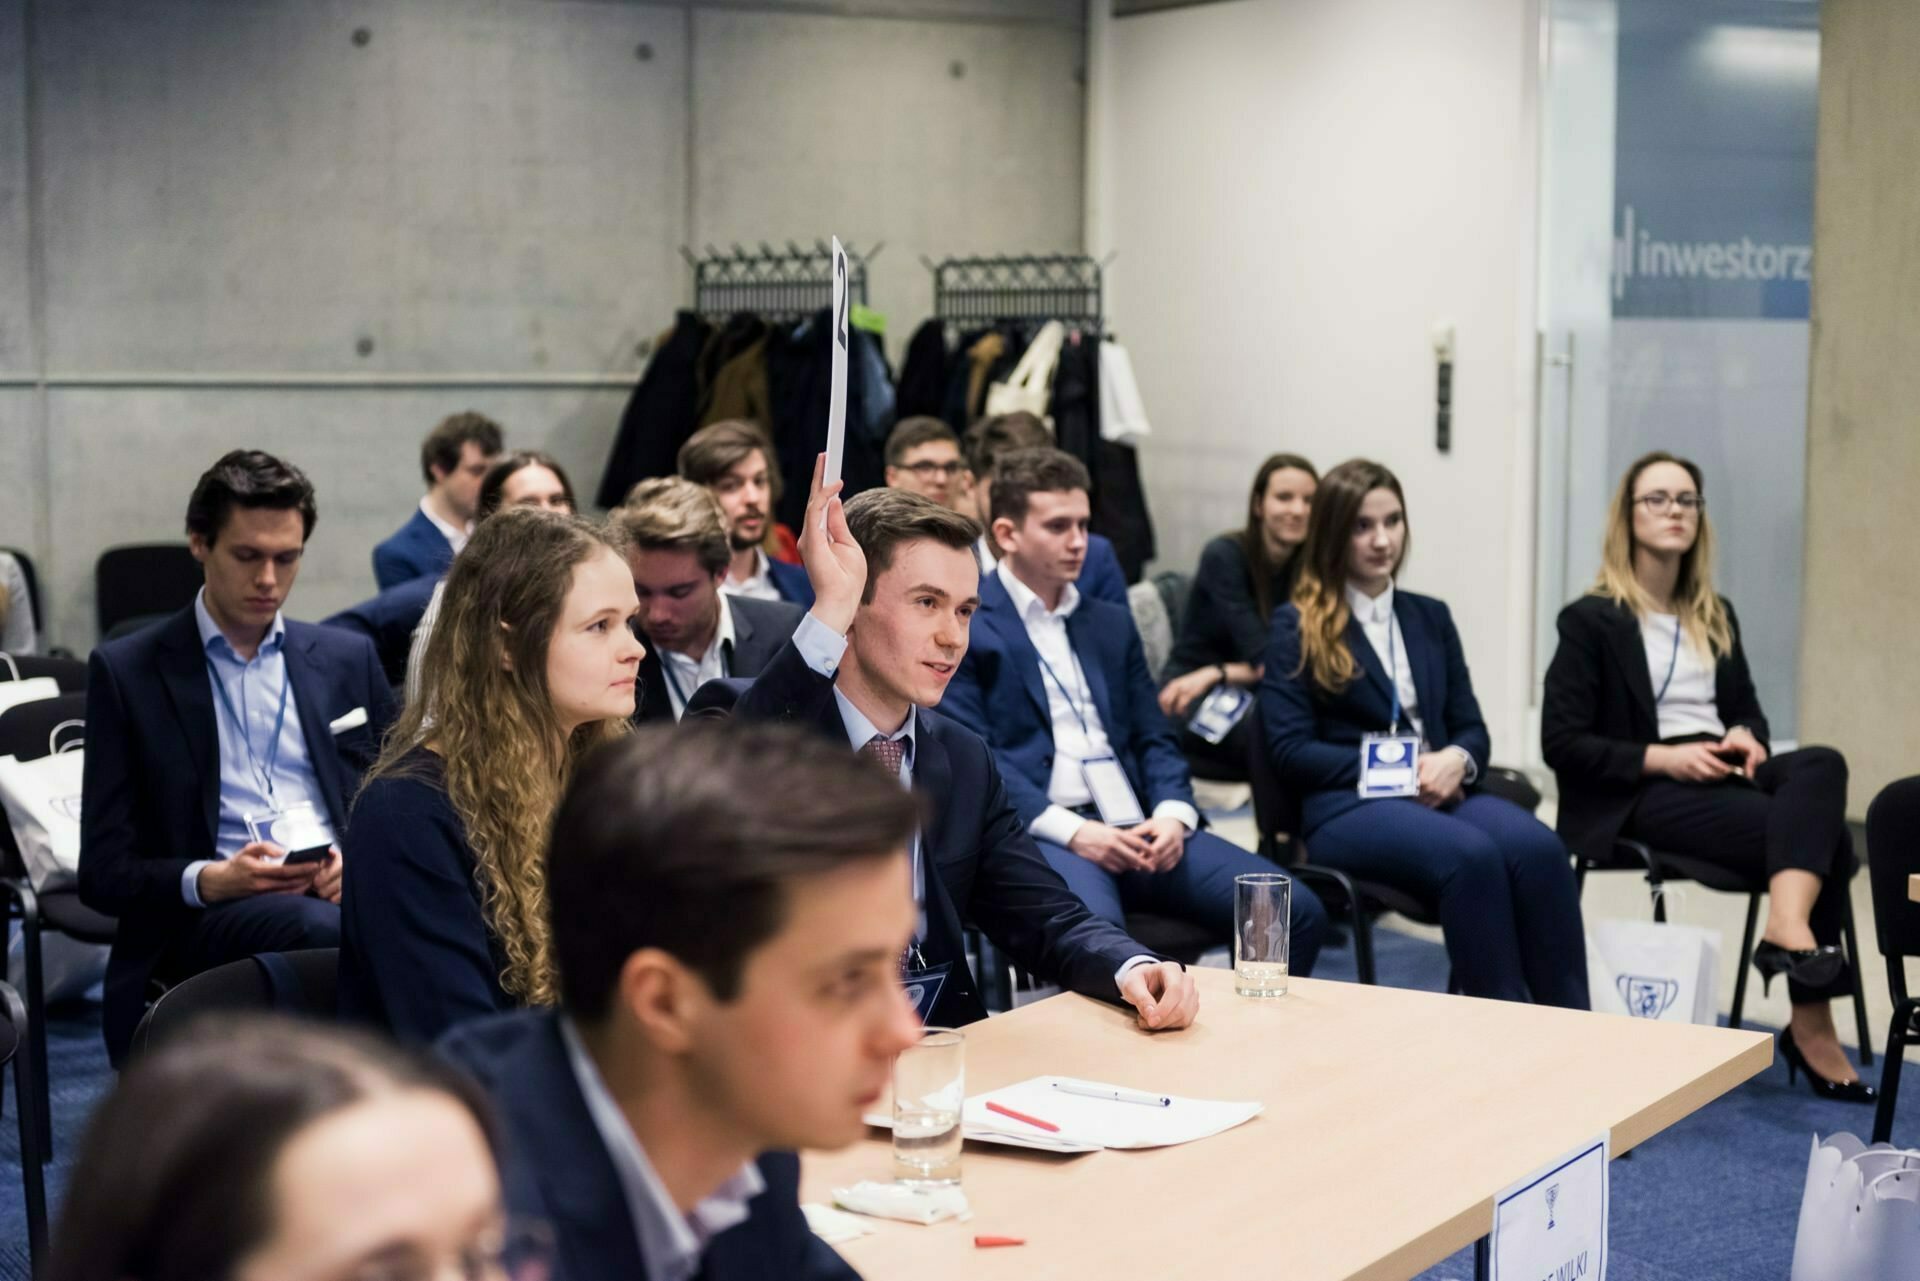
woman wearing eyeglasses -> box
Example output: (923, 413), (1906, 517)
(1543, 451), (1870, 1102)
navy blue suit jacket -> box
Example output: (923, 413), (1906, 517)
(684, 642), (1150, 1028)
(942, 571), (1195, 830)
(440, 1011), (856, 1281)
(372, 507), (455, 590)
(1258, 591), (1491, 836)
(766, 557), (815, 608)
(78, 605), (397, 1062)
(1079, 533), (1130, 608)
(322, 572), (441, 690)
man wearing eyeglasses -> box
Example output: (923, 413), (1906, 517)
(883, 417), (966, 510)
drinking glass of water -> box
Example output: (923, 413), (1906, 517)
(1234, 872), (1291, 997)
(892, 1026), (964, 1185)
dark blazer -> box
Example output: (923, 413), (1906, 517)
(1541, 593), (1768, 860)
(1079, 535), (1130, 608)
(1164, 534), (1293, 682)
(440, 1011), (856, 1281)
(372, 507), (456, 590)
(321, 572), (441, 690)
(941, 571), (1195, 830)
(766, 557), (815, 608)
(1258, 592), (1492, 836)
(79, 605), (396, 1062)
(635, 595), (805, 724)
(686, 642), (1151, 1028)
(339, 751), (509, 1044)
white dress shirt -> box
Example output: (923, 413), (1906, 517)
(559, 1019), (763, 1281)
(1642, 612), (1725, 739)
(658, 594), (737, 720)
(721, 548), (782, 602)
(1345, 581), (1477, 783)
(419, 497), (471, 557)
(973, 533), (997, 572)
(997, 562), (1199, 847)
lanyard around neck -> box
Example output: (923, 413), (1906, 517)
(1384, 617), (1403, 735)
(206, 650), (290, 798)
(1653, 618), (1682, 703)
(1033, 640), (1095, 737)
(658, 638), (730, 711)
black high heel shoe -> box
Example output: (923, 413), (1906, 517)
(1779, 1028), (1877, 1104)
(1752, 940), (1844, 995)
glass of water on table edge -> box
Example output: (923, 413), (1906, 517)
(1235, 872), (1292, 997)
(893, 1027), (965, 1185)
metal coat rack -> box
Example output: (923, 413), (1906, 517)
(926, 253), (1105, 327)
(681, 241), (877, 322)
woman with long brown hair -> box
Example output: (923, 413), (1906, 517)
(1543, 451), (1869, 1100)
(1159, 454), (1317, 774)
(1259, 459), (1587, 1007)
(339, 508), (643, 1042)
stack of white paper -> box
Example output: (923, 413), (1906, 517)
(964, 1076), (1262, 1151)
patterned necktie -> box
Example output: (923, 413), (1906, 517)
(863, 733), (906, 777)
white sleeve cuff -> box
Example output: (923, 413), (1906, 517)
(182, 860), (212, 908)
(1029, 805), (1088, 849)
(1447, 745), (1480, 786)
(1113, 955), (1159, 987)
(792, 612), (849, 678)
(1152, 800), (1200, 832)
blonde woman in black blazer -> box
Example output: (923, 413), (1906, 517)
(1542, 451), (1870, 1103)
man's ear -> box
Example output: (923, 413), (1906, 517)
(188, 532), (210, 565)
(991, 515), (1018, 556)
(615, 948), (704, 1057)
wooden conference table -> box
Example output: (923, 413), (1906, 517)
(803, 968), (1770, 1281)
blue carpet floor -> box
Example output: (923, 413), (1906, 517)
(2, 930), (1914, 1280)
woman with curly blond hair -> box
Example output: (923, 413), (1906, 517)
(339, 508), (643, 1041)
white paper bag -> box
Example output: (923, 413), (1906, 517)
(0, 675), (60, 716)
(0, 748), (85, 891)
(984, 320), (1065, 425)
(1584, 917), (1719, 1026)
(1791, 1133), (1920, 1281)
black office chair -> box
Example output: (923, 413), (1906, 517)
(1865, 776), (1920, 1143)
(1573, 834), (1873, 1059)
(128, 948), (341, 1061)
(0, 653), (87, 694)
(0, 692), (114, 1160)
(1, 979), (48, 1272)
(95, 543), (201, 640)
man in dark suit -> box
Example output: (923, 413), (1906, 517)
(441, 722), (916, 1281)
(687, 459), (1200, 1031)
(943, 449), (1326, 973)
(320, 570), (441, 691)
(676, 419), (814, 607)
(613, 478), (803, 723)
(371, 411), (503, 589)
(80, 451), (398, 1064)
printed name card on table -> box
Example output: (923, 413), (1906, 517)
(1491, 1133), (1609, 1281)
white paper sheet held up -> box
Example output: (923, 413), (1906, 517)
(822, 235), (849, 494)
(965, 1076), (1262, 1150)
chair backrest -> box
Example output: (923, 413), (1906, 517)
(128, 948), (341, 1061)
(0, 654), (87, 694)
(1126, 580), (1175, 684)
(0, 692), (86, 762)
(1, 547), (41, 628)
(1244, 701), (1302, 862)
(96, 543), (201, 638)
(1865, 776), (1920, 963)
(1151, 570), (1192, 639)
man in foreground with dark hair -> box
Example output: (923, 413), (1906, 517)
(372, 409), (504, 588)
(689, 458), (1200, 1032)
(441, 722), (917, 1281)
(80, 450), (397, 1065)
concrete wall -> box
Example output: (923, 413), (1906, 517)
(3, 0), (1085, 651)
(1098, 0), (1544, 760)
(1801, 0), (1920, 815)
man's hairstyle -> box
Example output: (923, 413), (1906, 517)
(549, 723), (922, 1018)
(419, 411), (505, 486)
(842, 488), (981, 604)
(477, 450), (577, 521)
(885, 416), (960, 468)
(183, 450), (319, 547)
(676, 419), (782, 504)
(963, 410), (1052, 479)
(986, 447), (1091, 531)
(612, 477), (731, 576)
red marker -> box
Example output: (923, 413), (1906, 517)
(985, 1100), (1059, 1133)
(974, 1236), (1026, 1248)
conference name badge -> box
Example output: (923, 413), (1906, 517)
(1082, 756), (1147, 827)
(243, 801), (335, 862)
(1358, 733), (1421, 798)
(1490, 1133), (1609, 1281)
(1189, 685), (1253, 745)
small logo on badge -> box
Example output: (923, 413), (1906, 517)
(903, 982), (926, 1011)
(1545, 1183), (1559, 1230)
(1616, 975), (1679, 1019)
(1374, 740), (1408, 764)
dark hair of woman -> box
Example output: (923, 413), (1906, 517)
(43, 1015), (494, 1281)
(1236, 452), (1320, 623)
(477, 449), (577, 521)
(1289, 458), (1410, 692)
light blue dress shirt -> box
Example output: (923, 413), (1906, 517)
(559, 1018), (764, 1281)
(182, 589), (333, 907)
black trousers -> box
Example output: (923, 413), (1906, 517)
(158, 894), (341, 987)
(1624, 744), (1853, 1004)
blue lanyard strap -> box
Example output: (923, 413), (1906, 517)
(206, 651), (290, 798)
(1385, 619), (1402, 735)
(1033, 645), (1094, 737)
(1653, 619), (1682, 704)
(658, 639), (731, 709)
